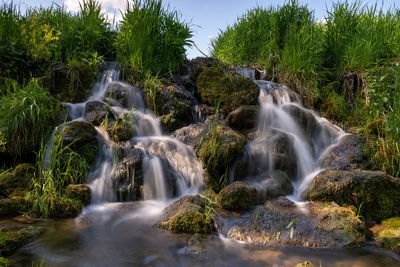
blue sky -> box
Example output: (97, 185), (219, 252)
(11, 0), (399, 58)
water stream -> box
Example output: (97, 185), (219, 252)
(6, 65), (400, 266)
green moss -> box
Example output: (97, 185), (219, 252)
(218, 182), (257, 211)
(65, 184), (91, 206)
(48, 196), (83, 218)
(196, 67), (259, 114)
(0, 197), (30, 216)
(321, 93), (348, 122)
(169, 211), (214, 234)
(382, 217), (400, 229)
(0, 257), (8, 267)
(0, 226), (43, 256)
(196, 124), (246, 192)
(0, 164), (35, 198)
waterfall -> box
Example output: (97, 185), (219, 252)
(48, 63), (203, 204)
(235, 69), (345, 202)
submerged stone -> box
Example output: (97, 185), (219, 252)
(217, 197), (365, 247)
(155, 194), (214, 234)
(0, 226), (43, 256)
(303, 169), (400, 222)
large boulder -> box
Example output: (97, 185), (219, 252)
(225, 105), (259, 132)
(155, 194), (214, 234)
(282, 104), (318, 138)
(218, 181), (257, 211)
(0, 164), (35, 198)
(196, 124), (246, 192)
(60, 121), (98, 164)
(196, 67), (259, 115)
(217, 197), (365, 247)
(303, 170), (400, 222)
(105, 82), (144, 109)
(319, 135), (369, 170)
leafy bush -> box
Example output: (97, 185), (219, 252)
(116, 0), (193, 75)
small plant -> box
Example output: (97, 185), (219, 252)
(143, 72), (162, 113)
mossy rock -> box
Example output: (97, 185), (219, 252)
(225, 105), (259, 132)
(0, 164), (35, 198)
(155, 194), (215, 234)
(218, 181), (257, 211)
(0, 197), (30, 217)
(0, 226), (43, 256)
(196, 67), (259, 115)
(65, 184), (91, 206)
(303, 169), (400, 222)
(371, 217), (400, 253)
(195, 124), (246, 192)
(48, 197), (83, 218)
(107, 120), (134, 143)
(61, 121), (98, 164)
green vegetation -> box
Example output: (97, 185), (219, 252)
(116, 0), (193, 75)
(212, 0), (400, 177)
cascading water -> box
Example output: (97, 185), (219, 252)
(235, 69), (345, 203)
(54, 63), (203, 204)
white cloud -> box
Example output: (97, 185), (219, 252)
(64, 0), (127, 22)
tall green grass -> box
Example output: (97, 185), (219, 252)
(116, 0), (193, 75)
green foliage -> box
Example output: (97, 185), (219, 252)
(0, 79), (60, 161)
(26, 125), (90, 217)
(116, 0), (193, 75)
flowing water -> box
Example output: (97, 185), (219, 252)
(6, 65), (400, 266)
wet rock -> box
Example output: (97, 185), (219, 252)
(60, 121), (98, 164)
(172, 123), (206, 149)
(155, 194), (214, 234)
(111, 143), (144, 201)
(84, 101), (114, 126)
(246, 170), (294, 203)
(270, 86), (302, 104)
(193, 104), (221, 123)
(66, 184), (91, 206)
(225, 105), (259, 132)
(295, 261), (317, 267)
(107, 119), (135, 143)
(145, 83), (195, 132)
(0, 164), (35, 198)
(48, 197), (83, 218)
(319, 135), (369, 170)
(188, 57), (222, 84)
(105, 82), (130, 107)
(219, 197), (365, 247)
(302, 169), (400, 222)
(187, 233), (207, 254)
(0, 197), (30, 216)
(0, 226), (44, 256)
(218, 181), (257, 211)
(196, 124), (246, 192)
(282, 104), (318, 137)
(196, 67), (259, 115)
(370, 217), (400, 253)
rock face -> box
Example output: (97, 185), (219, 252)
(155, 194), (214, 234)
(66, 184), (91, 206)
(319, 135), (369, 170)
(225, 105), (259, 132)
(217, 197), (365, 247)
(196, 124), (246, 192)
(0, 164), (35, 198)
(84, 101), (113, 126)
(303, 169), (400, 222)
(60, 121), (98, 164)
(196, 67), (259, 115)
(218, 181), (257, 211)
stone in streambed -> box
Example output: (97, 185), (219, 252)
(84, 101), (114, 126)
(0, 226), (44, 256)
(302, 169), (400, 222)
(0, 163), (35, 198)
(0, 197), (30, 217)
(218, 181), (257, 211)
(225, 105), (259, 132)
(370, 217), (400, 254)
(220, 197), (365, 247)
(66, 184), (91, 206)
(172, 123), (206, 149)
(155, 194), (214, 234)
